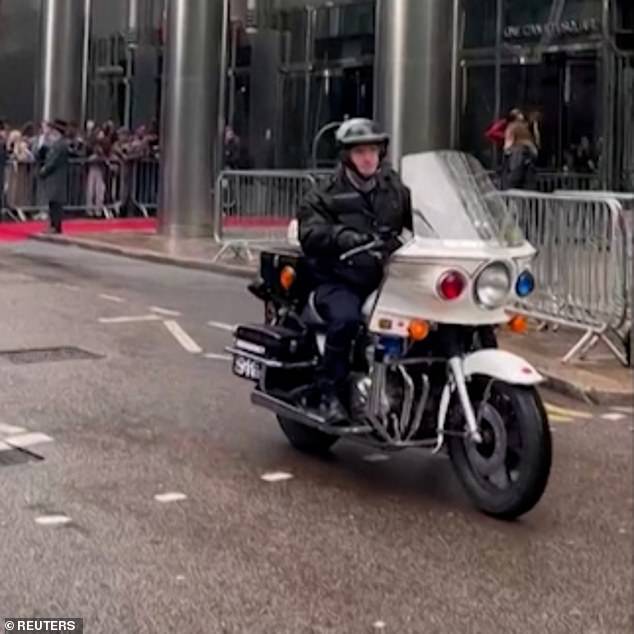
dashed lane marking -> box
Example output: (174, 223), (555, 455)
(208, 321), (236, 333)
(163, 320), (203, 354)
(99, 314), (162, 324)
(35, 515), (72, 526)
(204, 353), (232, 362)
(601, 412), (627, 422)
(4, 432), (54, 450)
(150, 306), (182, 317)
(154, 492), (188, 503)
(0, 423), (26, 436)
(261, 472), (294, 483)
(99, 294), (125, 303)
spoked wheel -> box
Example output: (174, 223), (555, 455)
(278, 417), (339, 455)
(448, 380), (552, 520)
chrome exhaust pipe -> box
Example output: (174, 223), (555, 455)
(251, 391), (373, 436)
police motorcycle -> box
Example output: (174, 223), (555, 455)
(228, 151), (551, 519)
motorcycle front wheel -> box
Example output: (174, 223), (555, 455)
(448, 380), (552, 520)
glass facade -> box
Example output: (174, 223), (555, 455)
(75, 0), (633, 187)
(457, 0), (633, 189)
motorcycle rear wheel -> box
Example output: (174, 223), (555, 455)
(278, 417), (339, 454)
(448, 380), (552, 520)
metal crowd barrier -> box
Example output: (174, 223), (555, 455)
(502, 190), (631, 365)
(212, 169), (317, 262)
(1, 159), (123, 220)
(535, 171), (601, 193)
(129, 159), (160, 217)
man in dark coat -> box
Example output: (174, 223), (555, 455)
(297, 118), (413, 421)
(39, 119), (70, 234)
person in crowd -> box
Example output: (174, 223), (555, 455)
(526, 108), (543, 153)
(485, 108), (525, 150)
(5, 129), (34, 212)
(39, 119), (70, 234)
(85, 135), (109, 217)
(500, 122), (538, 190)
(0, 121), (8, 213)
(574, 136), (597, 173)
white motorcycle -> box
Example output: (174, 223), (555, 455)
(229, 151), (551, 519)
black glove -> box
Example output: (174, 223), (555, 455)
(337, 228), (372, 253)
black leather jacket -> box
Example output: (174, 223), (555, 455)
(298, 165), (413, 294)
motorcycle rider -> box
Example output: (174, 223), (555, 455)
(297, 118), (413, 421)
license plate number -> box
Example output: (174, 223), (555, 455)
(232, 355), (262, 381)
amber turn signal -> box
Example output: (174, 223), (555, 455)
(279, 266), (296, 291)
(408, 319), (430, 341)
(508, 315), (528, 334)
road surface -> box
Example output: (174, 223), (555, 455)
(0, 242), (631, 633)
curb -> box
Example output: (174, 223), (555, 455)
(540, 370), (630, 407)
(29, 233), (257, 280)
(28, 233), (632, 406)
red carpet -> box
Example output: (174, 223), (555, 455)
(0, 216), (290, 243)
(0, 218), (156, 243)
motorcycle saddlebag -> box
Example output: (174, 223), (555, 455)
(233, 324), (314, 363)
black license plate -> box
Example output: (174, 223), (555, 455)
(232, 354), (262, 381)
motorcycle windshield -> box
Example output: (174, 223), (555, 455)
(403, 151), (524, 247)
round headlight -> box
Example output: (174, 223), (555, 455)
(476, 263), (512, 309)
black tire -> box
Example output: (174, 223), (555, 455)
(278, 417), (339, 454)
(448, 381), (552, 520)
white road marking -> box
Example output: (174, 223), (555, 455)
(204, 353), (232, 362)
(373, 622), (387, 630)
(59, 284), (80, 291)
(35, 515), (72, 526)
(261, 472), (294, 483)
(208, 320), (236, 333)
(601, 412), (627, 422)
(163, 321), (203, 354)
(99, 315), (162, 324)
(150, 306), (182, 317)
(99, 294), (125, 303)
(176, 575), (186, 582)
(0, 441), (12, 452)
(5, 432), (54, 449)
(154, 492), (188, 503)
(612, 406), (633, 414)
(0, 423), (26, 436)
(363, 453), (391, 463)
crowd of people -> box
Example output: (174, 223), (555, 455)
(0, 118), (160, 220)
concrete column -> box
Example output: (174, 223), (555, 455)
(158, 0), (226, 238)
(38, 0), (87, 124)
(374, 0), (456, 170)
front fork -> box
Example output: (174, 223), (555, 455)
(434, 356), (483, 453)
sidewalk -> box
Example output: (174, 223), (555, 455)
(31, 226), (632, 405)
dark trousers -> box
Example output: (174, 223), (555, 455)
(314, 283), (364, 391)
(49, 201), (64, 232)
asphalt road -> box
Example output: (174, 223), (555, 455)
(0, 242), (632, 634)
